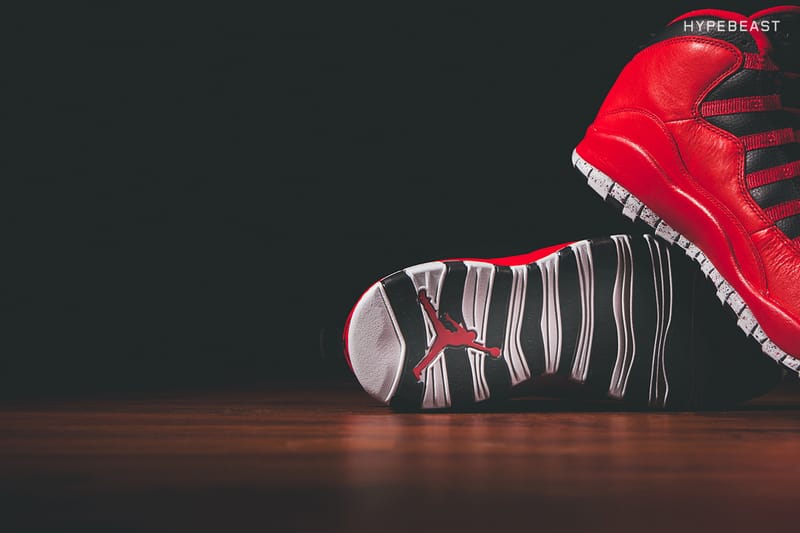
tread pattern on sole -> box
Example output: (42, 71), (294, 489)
(571, 148), (800, 376)
(644, 234), (673, 408)
(569, 241), (595, 383)
(503, 265), (531, 385)
(539, 254), (563, 375)
(349, 235), (709, 410)
(463, 261), (495, 402)
(609, 235), (636, 399)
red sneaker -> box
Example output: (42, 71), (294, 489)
(574, 8), (800, 374)
(344, 237), (781, 410)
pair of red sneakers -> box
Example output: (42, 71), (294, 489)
(344, 7), (800, 410)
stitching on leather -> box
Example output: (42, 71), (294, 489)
(597, 107), (767, 293)
(686, 38), (772, 290)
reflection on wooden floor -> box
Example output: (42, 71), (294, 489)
(2, 378), (800, 532)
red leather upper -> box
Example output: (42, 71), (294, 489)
(598, 38), (742, 121)
(576, 20), (800, 356)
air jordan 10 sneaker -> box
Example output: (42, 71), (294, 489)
(344, 236), (782, 410)
(573, 9), (800, 374)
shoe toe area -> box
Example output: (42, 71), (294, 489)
(345, 283), (406, 404)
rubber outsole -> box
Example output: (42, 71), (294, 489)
(345, 235), (781, 410)
(572, 148), (800, 376)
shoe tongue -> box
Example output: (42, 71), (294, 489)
(753, 8), (800, 73)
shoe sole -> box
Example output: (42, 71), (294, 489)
(346, 236), (731, 410)
(572, 148), (800, 376)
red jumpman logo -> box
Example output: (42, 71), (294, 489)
(412, 289), (501, 381)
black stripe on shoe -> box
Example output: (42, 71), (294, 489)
(750, 178), (800, 209)
(783, 78), (800, 110)
(662, 255), (697, 411)
(520, 261), (546, 378)
(556, 245), (582, 377)
(776, 213), (800, 240)
(745, 144), (800, 175)
(706, 112), (794, 137)
(706, 70), (780, 102)
(483, 266), (513, 398)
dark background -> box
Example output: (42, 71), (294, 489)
(6, 1), (771, 396)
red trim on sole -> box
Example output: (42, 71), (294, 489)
(450, 242), (573, 266)
(342, 290), (366, 372)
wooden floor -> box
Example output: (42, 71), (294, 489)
(2, 379), (800, 532)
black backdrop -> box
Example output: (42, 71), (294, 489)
(7, 1), (771, 396)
